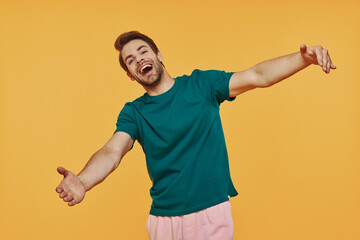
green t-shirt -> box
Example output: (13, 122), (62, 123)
(115, 69), (238, 216)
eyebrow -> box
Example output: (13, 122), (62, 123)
(124, 45), (147, 63)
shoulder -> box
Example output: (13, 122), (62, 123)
(123, 93), (148, 107)
(183, 69), (235, 84)
(116, 100), (140, 117)
(174, 69), (219, 81)
(189, 69), (234, 78)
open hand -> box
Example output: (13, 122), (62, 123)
(300, 44), (336, 74)
(55, 167), (86, 206)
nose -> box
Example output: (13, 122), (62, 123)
(136, 55), (144, 64)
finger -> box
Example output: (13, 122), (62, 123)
(57, 166), (68, 177)
(307, 50), (315, 56)
(68, 199), (77, 206)
(322, 48), (328, 72)
(329, 55), (336, 69)
(59, 191), (68, 198)
(56, 186), (63, 193)
(326, 59), (331, 73)
(64, 195), (74, 202)
(316, 47), (323, 66)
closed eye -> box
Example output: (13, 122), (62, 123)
(141, 50), (147, 54)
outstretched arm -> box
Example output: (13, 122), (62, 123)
(55, 131), (134, 206)
(229, 44), (336, 97)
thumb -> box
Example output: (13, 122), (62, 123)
(300, 44), (307, 53)
(57, 166), (68, 177)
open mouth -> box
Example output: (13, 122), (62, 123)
(139, 64), (153, 76)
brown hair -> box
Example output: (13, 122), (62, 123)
(114, 31), (162, 73)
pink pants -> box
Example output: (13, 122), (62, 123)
(146, 201), (234, 240)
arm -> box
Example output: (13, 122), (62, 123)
(55, 131), (134, 206)
(229, 44), (336, 97)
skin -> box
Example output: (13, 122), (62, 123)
(228, 44), (336, 97)
(56, 39), (336, 206)
(121, 39), (175, 96)
(56, 132), (133, 206)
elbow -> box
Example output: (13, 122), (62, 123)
(252, 66), (272, 88)
(100, 146), (122, 171)
(255, 72), (271, 88)
(112, 159), (121, 171)
(112, 151), (123, 170)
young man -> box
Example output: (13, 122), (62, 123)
(56, 31), (336, 240)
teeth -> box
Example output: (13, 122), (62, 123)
(140, 64), (152, 73)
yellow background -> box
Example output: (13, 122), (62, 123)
(1, 0), (359, 239)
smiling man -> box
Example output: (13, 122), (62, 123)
(56, 31), (336, 240)
(123, 40), (165, 88)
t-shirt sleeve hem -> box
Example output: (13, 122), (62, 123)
(226, 72), (236, 102)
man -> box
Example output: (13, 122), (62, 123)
(56, 31), (336, 240)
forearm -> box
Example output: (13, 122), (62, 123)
(253, 51), (311, 87)
(77, 147), (122, 191)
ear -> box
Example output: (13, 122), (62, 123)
(157, 51), (164, 62)
(127, 72), (135, 81)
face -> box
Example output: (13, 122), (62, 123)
(121, 39), (164, 88)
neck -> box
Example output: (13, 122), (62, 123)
(144, 70), (174, 96)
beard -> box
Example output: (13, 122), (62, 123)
(132, 59), (164, 88)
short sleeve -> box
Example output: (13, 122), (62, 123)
(193, 69), (235, 105)
(114, 103), (139, 142)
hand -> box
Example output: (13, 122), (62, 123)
(55, 167), (86, 206)
(300, 44), (336, 74)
